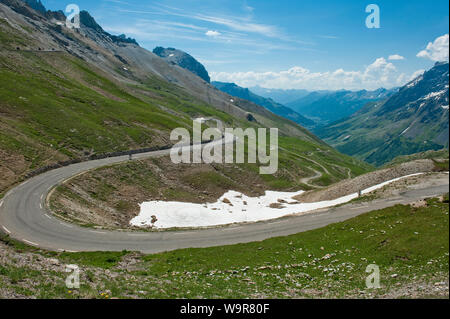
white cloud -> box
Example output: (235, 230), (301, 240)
(409, 69), (425, 81)
(211, 57), (412, 90)
(205, 30), (221, 37)
(417, 34), (449, 62)
(244, 5), (254, 13)
(388, 54), (405, 61)
(117, 4), (309, 46)
(195, 14), (279, 37)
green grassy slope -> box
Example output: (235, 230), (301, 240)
(1, 196), (448, 298)
(318, 103), (447, 167)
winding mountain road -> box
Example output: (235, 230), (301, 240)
(0, 140), (448, 254)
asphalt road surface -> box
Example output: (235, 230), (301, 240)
(0, 142), (448, 254)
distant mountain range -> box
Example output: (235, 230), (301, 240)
(318, 62), (449, 166)
(251, 86), (397, 126)
(212, 81), (315, 129)
(286, 88), (397, 125)
(250, 87), (310, 105)
(153, 47), (211, 83)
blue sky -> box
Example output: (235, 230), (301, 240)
(44, 0), (449, 90)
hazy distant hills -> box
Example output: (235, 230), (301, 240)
(318, 62), (449, 166)
(287, 88), (397, 125)
(251, 86), (396, 125)
(212, 82), (316, 129)
(250, 87), (310, 105)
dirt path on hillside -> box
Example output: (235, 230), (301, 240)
(279, 147), (330, 188)
(300, 169), (324, 188)
(294, 159), (442, 203)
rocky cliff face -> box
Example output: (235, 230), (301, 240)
(153, 47), (211, 83)
(79, 11), (138, 45)
(21, 0), (44, 13)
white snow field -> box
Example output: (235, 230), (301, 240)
(130, 173), (424, 229)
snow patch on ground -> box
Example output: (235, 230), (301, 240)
(401, 126), (411, 135)
(130, 173), (424, 229)
(406, 76), (423, 88)
(422, 90), (447, 101)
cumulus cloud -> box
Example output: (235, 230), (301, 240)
(211, 57), (410, 90)
(417, 34), (449, 62)
(205, 30), (221, 37)
(409, 69), (426, 81)
(388, 54), (405, 61)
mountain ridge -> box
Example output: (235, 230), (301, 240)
(318, 62), (449, 166)
(153, 46), (211, 83)
(250, 87), (311, 105)
(212, 81), (316, 129)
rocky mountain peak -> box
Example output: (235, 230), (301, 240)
(21, 0), (45, 13)
(78, 10), (138, 46)
(79, 10), (104, 33)
(153, 47), (210, 83)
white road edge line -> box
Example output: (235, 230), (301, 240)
(2, 225), (11, 234)
(40, 203), (43, 209)
(44, 214), (52, 219)
(269, 220), (285, 225)
(23, 239), (38, 246)
(5, 188), (15, 199)
(60, 223), (73, 228)
(0, 200), (3, 208)
(57, 248), (78, 253)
